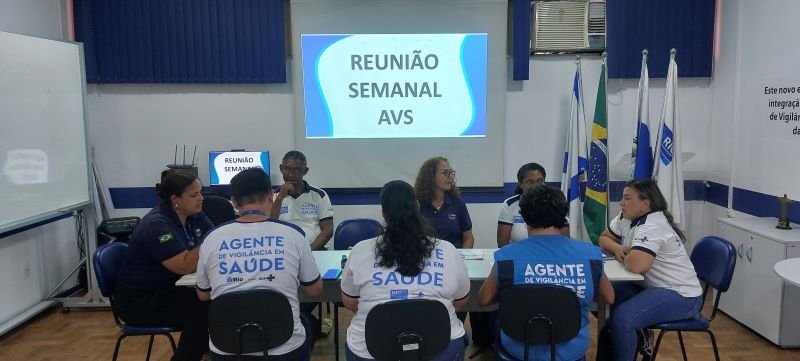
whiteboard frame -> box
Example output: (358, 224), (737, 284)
(0, 31), (95, 236)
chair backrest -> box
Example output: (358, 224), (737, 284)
(499, 285), (581, 346)
(365, 299), (450, 361)
(202, 195), (236, 226)
(334, 218), (383, 250)
(208, 289), (294, 355)
(93, 242), (128, 297)
(690, 236), (737, 292)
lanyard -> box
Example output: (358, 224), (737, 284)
(240, 209), (267, 217)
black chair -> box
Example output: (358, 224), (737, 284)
(331, 218), (384, 360)
(646, 236), (736, 361)
(203, 195), (237, 226)
(93, 242), (178, 361)
(365, 299), (451, 361)
(208, 289), (295, 360)
(495, 285), (582, 361)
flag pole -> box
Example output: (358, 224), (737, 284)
(602, 51), (610, 222)
(654, 49), (677, 177)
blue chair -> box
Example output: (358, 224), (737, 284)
(647, 236), (736, 361)
(331, 218), (383, 361)
(93, 242), (178, 361)
(333, 218), (384, 251)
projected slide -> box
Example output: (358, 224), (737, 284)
(209, 151), (270, 186)
(301, 33), (487, 139)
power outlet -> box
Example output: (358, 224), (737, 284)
(22, 263), (31, 280)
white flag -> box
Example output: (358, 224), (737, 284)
(653, 52), (685, 229)
(631, 53), (653, 179)
(561, 61), (588, 241)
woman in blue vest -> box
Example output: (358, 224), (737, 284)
(115, 170), (215, 361)
(479, 185), (615, 361)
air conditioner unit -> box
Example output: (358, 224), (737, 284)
(531, 0), (606, 53)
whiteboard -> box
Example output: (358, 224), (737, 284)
(0, 31), (90, 234)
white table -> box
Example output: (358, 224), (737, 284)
(774, 258), (800, 287)
(177, 249), (642, 327)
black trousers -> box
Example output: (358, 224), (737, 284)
(114, 285), (209, 361)
(299, 302), (322, 337)
(456, 311), (496, 347)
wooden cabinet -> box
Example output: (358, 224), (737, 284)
(717, 217), (800, 347)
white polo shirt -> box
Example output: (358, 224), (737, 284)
(609, 211), (702, 297)
(276, 181), (334, 244)
(340, 237), (471, 359)
(498, 194), (571, 243)
(196, 218), (321, 356)
(498, 195), (528, 243)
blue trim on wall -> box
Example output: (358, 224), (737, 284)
(705, 181), (729, 208)
(0, 213), (74, 239)
(109, 179), (711, 209)
(729, 187), (800, 224)
(114, 180), (800, 222)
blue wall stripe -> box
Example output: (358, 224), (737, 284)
(124, 179), (800, 223)
(0, 213), (74, 239)
(730, 187), (800, 224)
(115, 181), (800, 224)
(109, 180), (710, 209)
(705, 181), (729, 208)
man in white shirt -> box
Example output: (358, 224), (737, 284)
(196, 168), (322, 361)
(270, 150), (334, 251)
(269, 150), (334, 337)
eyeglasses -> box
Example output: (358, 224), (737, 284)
(439, 169), (456, 178)
(280, 165), (305, 174)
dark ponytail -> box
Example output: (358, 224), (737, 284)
(625, 179), (687, 242)
(376, 180), (436, 277)
(158, 170), (198, 203)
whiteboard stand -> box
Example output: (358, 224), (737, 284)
(49, 207), (109, 309)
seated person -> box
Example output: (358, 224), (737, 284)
(115, 170), (215, 361)
(597, 179), (702, 361)
(479, 185), (614, 361)
(414, 157), (474, 249)
(195, 168), (323, 361)
(497, 163), (570, 247)
(270, 150), (333, 250)
(340, 180), (471, 361)
(269, 150), (334, 336)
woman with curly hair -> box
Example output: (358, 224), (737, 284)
(340, 180), (471, 361)
(414, 157), (474, 249)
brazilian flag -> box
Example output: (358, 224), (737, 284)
(584, 63), (608, 245)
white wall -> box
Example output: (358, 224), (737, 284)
(104, 52), (714, 248)
(0, 0), (82, 330)
(0, 0), (65, 40)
